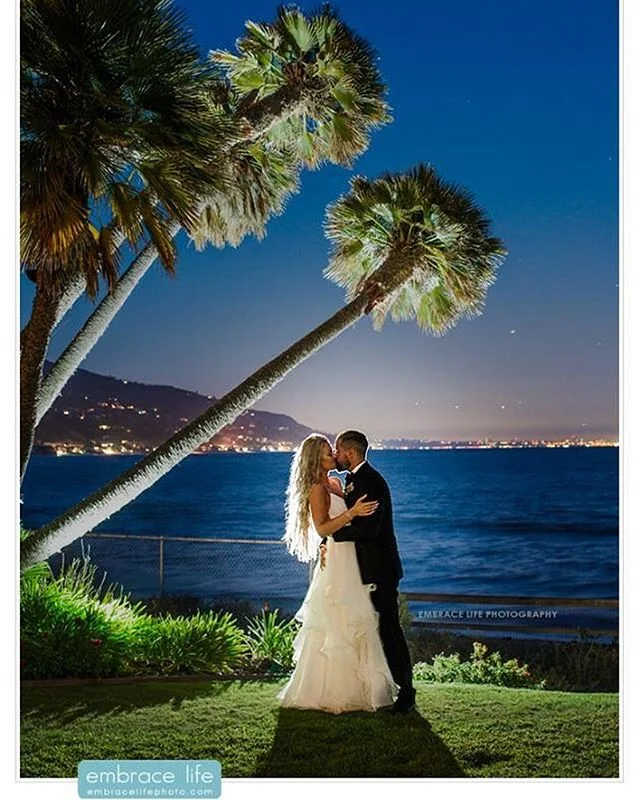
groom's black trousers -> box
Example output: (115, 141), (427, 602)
(370, 581), (413, 693)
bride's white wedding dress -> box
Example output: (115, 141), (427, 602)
(277, 492), (398, 713)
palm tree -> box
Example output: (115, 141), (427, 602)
(21, 0), (231, 293)
(20, 0), (233, 483)
(213, 3), (391, 165)
(21, 164), (506, 568)
(25, 4), (391, 458)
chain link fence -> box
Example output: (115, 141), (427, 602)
(47, 531), (618, 641)
(48, 531), (311, 617)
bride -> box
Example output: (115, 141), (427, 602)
(278, 434), (398, 713)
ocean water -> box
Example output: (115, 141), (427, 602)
(21, 448), (619, 637)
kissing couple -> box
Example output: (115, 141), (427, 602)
(278, 430), (416, 715)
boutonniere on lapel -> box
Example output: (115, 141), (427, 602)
(344, 482), (354, 496)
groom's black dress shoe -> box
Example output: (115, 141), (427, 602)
(389, 689), (416, 714)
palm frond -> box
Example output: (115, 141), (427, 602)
(324, 163), (507, 333)
(21, 0), (232, 295)
(189, 142), (300, 250)
(212, 3), (390, 168)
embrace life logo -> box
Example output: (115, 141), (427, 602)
(78, 759), (222, 797)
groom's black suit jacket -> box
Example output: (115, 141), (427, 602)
(332, 461), (403, 586)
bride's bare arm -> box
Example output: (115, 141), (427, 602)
(309, 484), (378, 537)
(309, 484), (354, 537)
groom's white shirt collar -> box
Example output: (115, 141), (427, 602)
(351, 460), (367, 474)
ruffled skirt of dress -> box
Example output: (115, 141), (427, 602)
(277, 538), (398, 714)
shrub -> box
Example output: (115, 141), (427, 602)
(408, 628), (618, 692)
(20, 556), (143, 679)
(245, 609), (299, 671)
(412, 641), (546, 690)
(127, 611), (248, 675)
(534, 632), (619, 692)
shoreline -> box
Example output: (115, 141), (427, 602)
(33, 443), (619, 457)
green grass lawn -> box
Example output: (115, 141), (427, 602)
(21, 678), (619, 779)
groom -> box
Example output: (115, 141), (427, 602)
(333, 430), (416, 714)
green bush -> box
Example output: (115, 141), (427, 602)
(409, 628), (618, 692)
(534, 632), (619, 692)
(20, 557), (142, 679)
(127, 611), (248, 675)
(412, 641), (546, 690)
(245, 609), (299, 671)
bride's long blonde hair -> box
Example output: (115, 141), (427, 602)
(283, 433), (331, 562)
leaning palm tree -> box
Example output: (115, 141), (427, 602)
(21, 163), (506, 568)
(19, 0), (233, 483)
(27, 3), (390, 449)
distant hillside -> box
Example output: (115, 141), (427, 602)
(35, 362), (330, 454)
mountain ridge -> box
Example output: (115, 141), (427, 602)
(35, 361), (331, 454)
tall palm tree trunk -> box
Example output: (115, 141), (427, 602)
(21, 255), (414, 568)
(19, 273), (86, 356)
(20, 284), (62, 484)
(21, 232), (129, 479)
(22, 228), (127, 350)
(36, 221), (182, 425)
(52, 274), (88, 325)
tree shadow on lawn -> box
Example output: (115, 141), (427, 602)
(20, 678), (246, 725)
(256, 707), (466, 778)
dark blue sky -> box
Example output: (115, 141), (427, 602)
(20, 0), (619, 440)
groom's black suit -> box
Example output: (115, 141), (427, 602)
(332, 461), (414, 695)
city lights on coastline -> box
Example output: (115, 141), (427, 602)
(41, 399), (617, 456)
(45, 436), (618, 456)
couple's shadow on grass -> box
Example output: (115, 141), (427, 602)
(255, 706), (465, 778)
